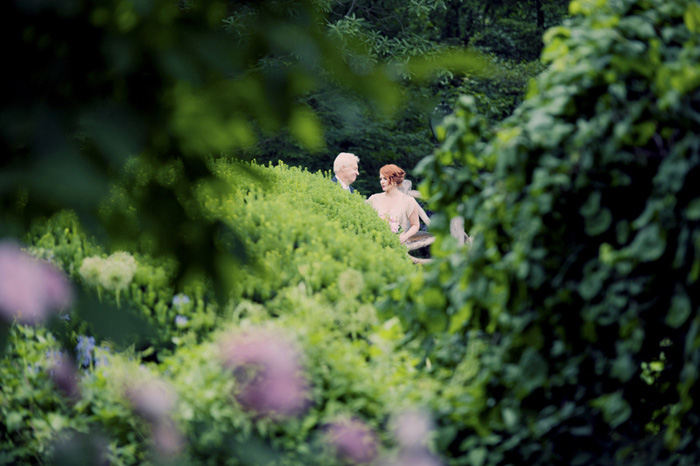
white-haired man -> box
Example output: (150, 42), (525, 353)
(331, 152), (359, 193)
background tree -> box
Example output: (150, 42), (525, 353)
(246, 0), (570, 194)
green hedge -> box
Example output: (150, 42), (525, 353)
(1, 162), (458, 464)
(384, 0), (700, 463)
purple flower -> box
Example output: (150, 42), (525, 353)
(0, 241), (73, 325)
(219, 328), (310, 418)
(126, 379), (177, 423)
(175, 315), (188, 327)
(172, 294), (190, 308)
(325, 417), (379, 464)
(380, 410), (442, 466)
(47, 352), (80, 399)
(75, 335), (96, 368)
(151, 419), (185, 457)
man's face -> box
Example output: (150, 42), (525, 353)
(339, 160), (359, 185)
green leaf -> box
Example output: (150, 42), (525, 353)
(585, 208), (612, 236)
(502, 406), (520, 429)
(449, 303), (472, 334)
(288, 106), (325, 151)
(684, 3), (700, 33)
(611, 350), (636, 382)
(518, 347), (548, 397)
(5, 411), (24, 430)
(0, 321), (9, 357)
(686, 198), (700, 220)
(666, 286), (692, 329)
(628, 224), (666, 262)
(591, 391), (631, 428)
(467, 447), (488, 466)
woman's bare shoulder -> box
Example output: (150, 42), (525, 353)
(366, 193), (382, 205)
(408, 195), (421, 206)
(406, 194), (421, 212)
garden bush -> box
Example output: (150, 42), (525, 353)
(1, 162), (458, 464)
(385, 0), (700, 463)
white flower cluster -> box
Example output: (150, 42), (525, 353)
(337, 268), (365, 299)
(79, 252), (138, 293)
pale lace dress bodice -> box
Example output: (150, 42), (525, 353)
(367, 192), (420, 234)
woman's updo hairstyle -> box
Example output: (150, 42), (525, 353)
(379, 164), (405, 186)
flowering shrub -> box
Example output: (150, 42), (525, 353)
(2, 162), (455, 464)
(0, 326), (145, 464)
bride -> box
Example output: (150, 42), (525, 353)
(366, 164), (421, 244)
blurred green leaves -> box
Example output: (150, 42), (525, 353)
(591, 391), (632, 428)
(381, 0), (700, 462)
(685, 2), (700, 32)
(2, 0), (489, 301)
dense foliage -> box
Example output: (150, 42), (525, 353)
(244, 0), (569, 195)
(1, 164), (463, 464)
(6, 0), (700, 464)
(385, 0), (700, 463)
(1, 0), (411, 304)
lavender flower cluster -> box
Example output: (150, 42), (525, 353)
(324, 417), (379, 464)
(125, 376), (184, 457)
(323, 410), (443, 465)
(173, 294), (191, 327)
(219, 328), (311, 419)
(0, 240), (73, 325)
(75, 335), (110, 368)
(45, 350), (80, 399)
(218, 326), (442, 465)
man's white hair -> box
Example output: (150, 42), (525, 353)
(333, 152), (359, 174)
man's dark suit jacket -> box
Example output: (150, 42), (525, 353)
(331, 176), (355, 193)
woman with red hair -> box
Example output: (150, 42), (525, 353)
(366, 164), (421, 244)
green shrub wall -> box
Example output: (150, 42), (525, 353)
(1, 162), (458, 465)
(384, 0), (700, 463)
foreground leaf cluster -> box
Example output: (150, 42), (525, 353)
(385, 0), (700, 463)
